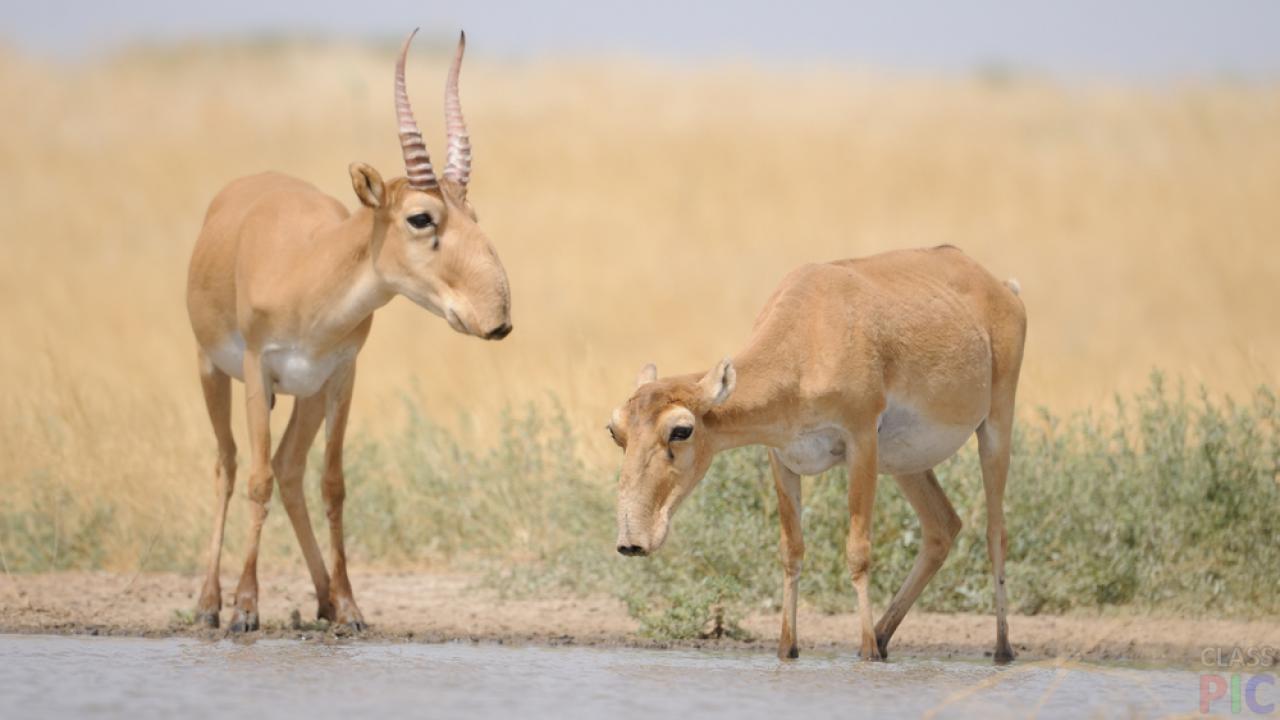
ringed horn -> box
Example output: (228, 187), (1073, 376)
(443, 31), (472, 193)
(394, 28), (473, 195)
(395, 28), (438, 190)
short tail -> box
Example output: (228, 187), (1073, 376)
(1004, 278), (1021, 296)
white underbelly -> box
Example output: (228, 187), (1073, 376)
(263, 345), (353, 397)
(876, 401), (981, 476)
(205, 332), (352, 398)
(775, 400), (984, 478)
(207, 333), (246, 381)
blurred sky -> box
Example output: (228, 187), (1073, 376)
(3, 0), (1279, 80)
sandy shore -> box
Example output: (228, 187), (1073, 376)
(1, 571), (1272, 665)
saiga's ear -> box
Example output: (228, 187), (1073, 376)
(349, 162), (386, 209)
(697, 358), (736, 407)
(636, 363), (657, 388)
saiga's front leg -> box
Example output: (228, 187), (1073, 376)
(194, 355), (236, 628)
(845, 425), (881, 661)
(230, 349), (274, 632)
(768, 449), (804, 660)
(273, 394), (333, 623)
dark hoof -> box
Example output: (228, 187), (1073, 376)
(229, 610), (259, 633)
(196, 611), (220, 629)
(993, 640), (1013, 666)
(876, 635), (891, 661)
(778, 645), (799, 660)
(860, 632), (886, 661)
(317, 603), (336, 623)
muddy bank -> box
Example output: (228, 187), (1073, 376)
(1, 571), (1271, 665)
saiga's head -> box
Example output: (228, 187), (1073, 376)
(352, 28), (511, 341)
(608, 359), (736, 556)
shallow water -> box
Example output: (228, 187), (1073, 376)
(0, 634), (1202, 719)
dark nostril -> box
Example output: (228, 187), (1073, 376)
(616, 545), (646, 557)
(485, 322), (512, 340)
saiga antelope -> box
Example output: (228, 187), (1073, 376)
(186, 30), (510, 632)
(608, 247), (1026, 662)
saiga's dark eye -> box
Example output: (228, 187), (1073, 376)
(406, 213), (435, 230)
(669, 425), (693, 442)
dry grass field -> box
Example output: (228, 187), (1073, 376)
(0, 38), (1277, 575)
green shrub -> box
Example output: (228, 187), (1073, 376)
(342, 399), (608, 565)
(0, 480), (115, 571)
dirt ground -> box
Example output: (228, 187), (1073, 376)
(1, 571), (1273, 666)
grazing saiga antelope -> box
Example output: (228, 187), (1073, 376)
(608, 246), (1026, 662)
(186, 30), (510, 632)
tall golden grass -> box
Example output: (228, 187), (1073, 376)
(1, 40), (1277, 571)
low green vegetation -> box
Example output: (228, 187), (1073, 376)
(0, 483), (114, 572)
(578, 374), (1280, 637)
(2, 374), (1276, 639)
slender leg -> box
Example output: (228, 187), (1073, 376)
(195, 352), (236, 628)
(977, 309), (1025, 665)
(322, 361), (365, 630)
(272, 394), (334, 622)
(768, 449), (804, 660)
(845, 428), (881, 661)
(977, 413), (1015, 664)
(229, 350), (273, 633)
(874, 469), (961, 658)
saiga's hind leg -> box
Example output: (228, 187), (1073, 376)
(874, 469), (961, 658)
(195, 351), (236, 628)
(977, 317), (1025, 664)
(977, 407), (1016, 663)
(321, 361), (365, 631)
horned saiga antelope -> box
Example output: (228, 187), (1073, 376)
(186, 30), (510, 632)
(608, 247), (1026, 662)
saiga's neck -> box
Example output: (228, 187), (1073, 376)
(307, 207), (395, 340)
(703, 341), (799, 453)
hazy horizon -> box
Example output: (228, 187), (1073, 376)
(4, 0), (1280, 81)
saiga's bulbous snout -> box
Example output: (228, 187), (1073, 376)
(484, 322), (512, 340)
(616, 505), (669, 559)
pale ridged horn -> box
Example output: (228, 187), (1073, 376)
(443, 31), (472, 192)
(395, 28), (438, 190)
